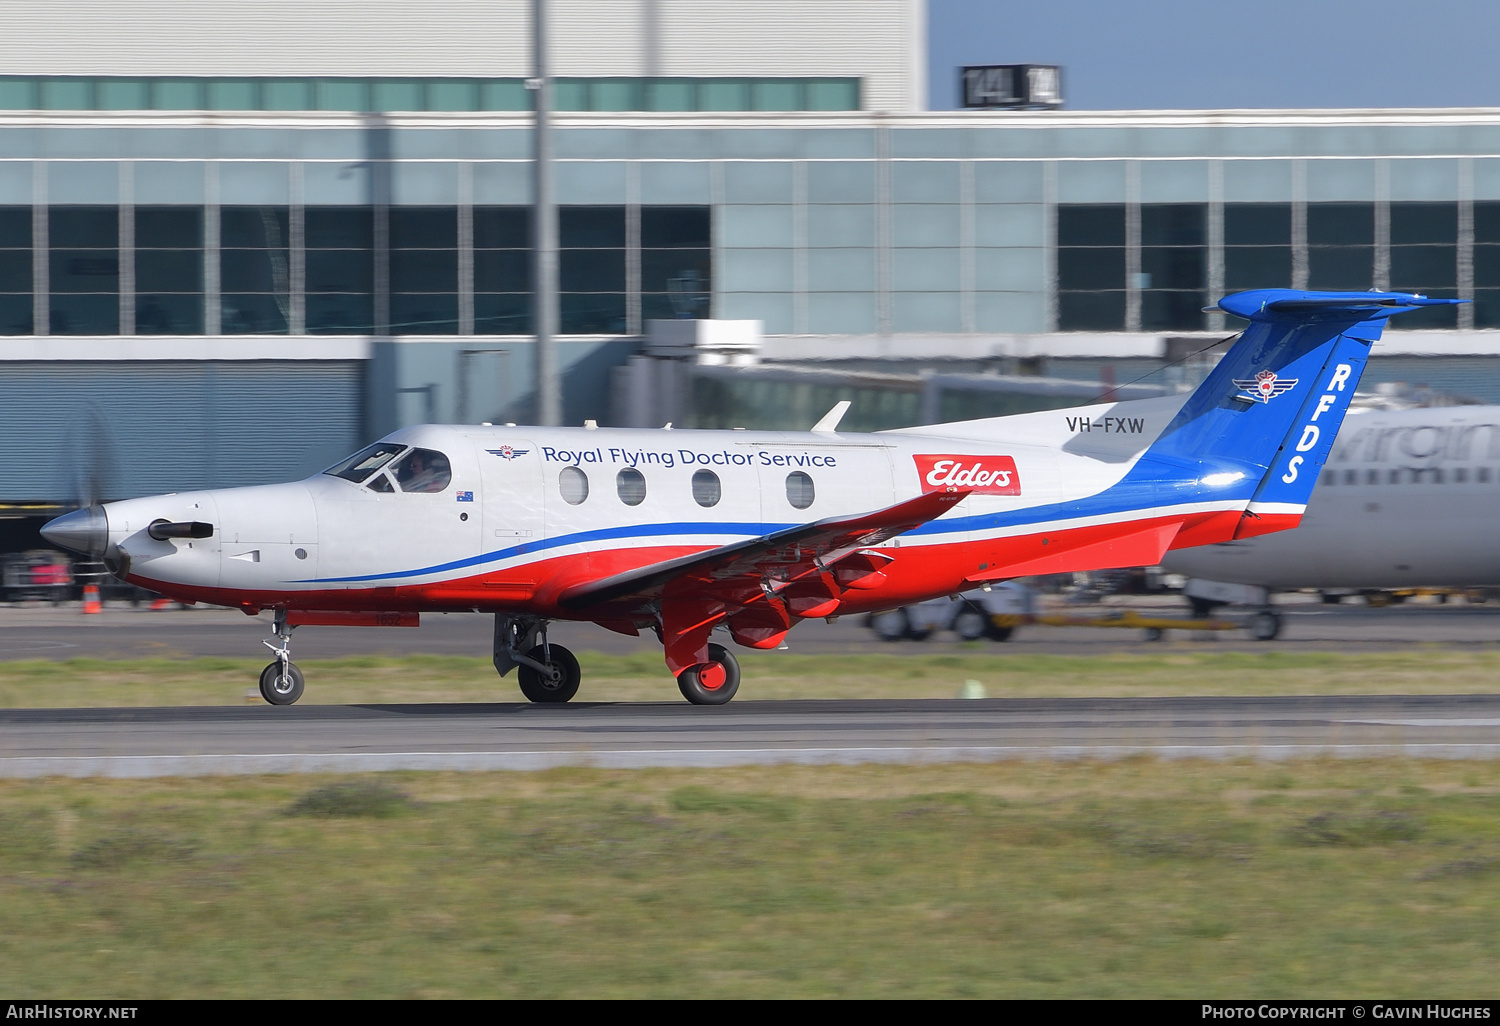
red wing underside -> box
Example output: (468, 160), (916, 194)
(558, 490), (968, 674)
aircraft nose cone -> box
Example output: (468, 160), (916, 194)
(41, 505), (109, 557)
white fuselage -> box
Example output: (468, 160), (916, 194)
(98, 395), (1236, 615)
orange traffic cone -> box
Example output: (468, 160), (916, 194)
(81, 584), (102, 614)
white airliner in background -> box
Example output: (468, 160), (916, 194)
(1164, 403), (1500, 620)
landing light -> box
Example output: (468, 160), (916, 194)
(1200, 471), (1246, 487)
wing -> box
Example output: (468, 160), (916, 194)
(559, 489), (968, 674)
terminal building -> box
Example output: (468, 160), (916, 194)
(3, 1), (1500, 550)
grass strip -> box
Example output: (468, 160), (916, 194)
(2, 648), (1500, 706)
(3, 759), (1500, 997)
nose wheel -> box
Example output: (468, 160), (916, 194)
(258, 609), (304, 705)
(259, 661), (305, 705)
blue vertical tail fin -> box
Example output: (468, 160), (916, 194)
(1140, 290), (1462, 533)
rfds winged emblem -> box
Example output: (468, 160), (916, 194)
(486, 446), (530, 460)
(1232, 369), (1298, 404)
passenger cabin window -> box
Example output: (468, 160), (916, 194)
(1482, 467), (1493, 483)
(326, 442), (405, 482)
(616, 467), (646, 506)
(391, 448), (452, 493)
(559, 466), (589, 505)
(692, 469), (721, 507)
(786, 471), (814, 510)
(1322, 471), (1335, 486)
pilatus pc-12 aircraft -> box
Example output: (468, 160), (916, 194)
(42, 289), (1456, 706)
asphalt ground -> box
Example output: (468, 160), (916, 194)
(0, 593), (1497, 662)
(3, 693), (1499, 777)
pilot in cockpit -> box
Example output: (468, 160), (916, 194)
(392, 448), (452, 493)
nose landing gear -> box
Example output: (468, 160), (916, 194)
(259, 609), (304, 705)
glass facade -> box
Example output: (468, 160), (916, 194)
(5, 114), (1500, 339)
(0, 200), (710, 336)
(49, 207), (117, 335)
(0, 207), (30, 334)
(0, 76), (861, 112)
(390, 207), (458, 335)
(221, 206), (290, 335)
(135, 206), (202, 334)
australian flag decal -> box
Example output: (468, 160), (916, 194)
(456, 491), (474, 502)
(1231, 369), (1298, 404)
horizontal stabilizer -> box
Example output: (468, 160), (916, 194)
(1215, 289), (1464, 322)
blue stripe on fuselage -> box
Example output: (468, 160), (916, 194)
(298, 457), (1248, 585)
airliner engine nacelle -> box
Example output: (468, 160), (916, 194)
(41, 290), (1462, 707)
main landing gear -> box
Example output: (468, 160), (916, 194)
(259, 609), (304, 705)
(492, 614), (743, 706)
(676, 644), (740, 705)
(494, 615), (581, 703)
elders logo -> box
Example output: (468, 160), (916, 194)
(914, 454), (1021, 496)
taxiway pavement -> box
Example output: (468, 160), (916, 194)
(3, 694), (1499, 777)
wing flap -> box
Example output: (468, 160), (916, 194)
(559, 489), (967, 614)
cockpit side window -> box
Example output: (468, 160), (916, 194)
(325, 442), (406, 483)
(391, 448), (452, 493)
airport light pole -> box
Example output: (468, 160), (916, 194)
(532, 0), (561, 426)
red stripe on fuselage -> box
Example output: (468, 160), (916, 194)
(127, 505), (1260, 617)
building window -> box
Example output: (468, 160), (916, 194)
(641, 206), (711, 321)
(0, 206), (30, 335)
(304, 207), (373, 334)
(474, 206), (530, 335)
(49, 206), (117, 335)
(220, 206), (290, 334)
(135, 206), (203, 334)
(1057, 204), (1125, 330)
(1307, 203), (1373, 291)
(1472, 203), (1500, 329)
(1224, 203), (1292, 293)
(1389, 202), (1457, 329)
(1140, 204), (1205, 331)
(390, 206), (458, 335)
(560, 206), (626, 333)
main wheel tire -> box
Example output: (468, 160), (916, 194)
(953, 604), (989, 641)
(259, 661), (305, 706)
(677, 644), (741, 705)
(984, 623), (1015, 642)
(517, 644), (581, 703)
(1249, 610), (1282, 641)
(870, 609), (911, 642)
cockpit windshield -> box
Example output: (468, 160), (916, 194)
(324, 442), (407, 483)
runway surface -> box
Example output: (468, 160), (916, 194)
(1, 595), (1500, 662)
(4, 694), (1500, 777)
